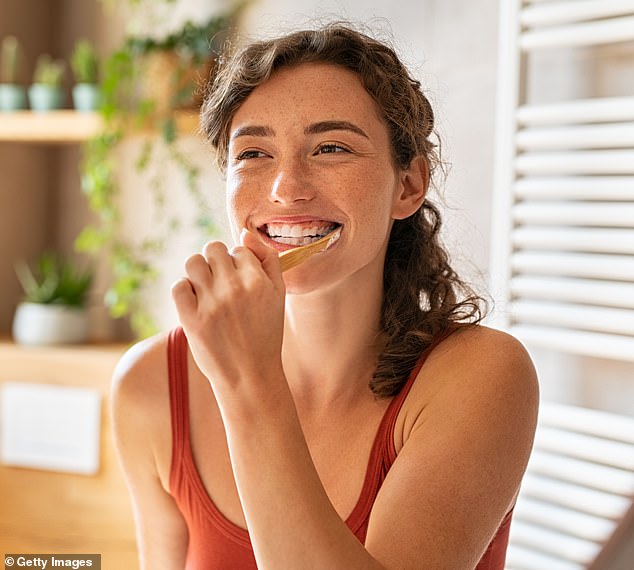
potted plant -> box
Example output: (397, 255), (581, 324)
(75, 5), (247, 339)
(12, 253), (94, 346)
(71, 39), (101, 112)
(128, 14), (236, 115)
(0, 35), (27, 111)
(28, 54), (66, 112)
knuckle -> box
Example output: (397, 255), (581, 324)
(184, 253), (206, 274)
(203, 240), (228, 259)
(170, 277), (189, 296)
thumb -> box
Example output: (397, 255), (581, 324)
(240, 228), (283, 283)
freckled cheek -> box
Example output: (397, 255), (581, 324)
(225, 177), (258, 233)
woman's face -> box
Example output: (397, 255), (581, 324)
(226, 62), (415, 293)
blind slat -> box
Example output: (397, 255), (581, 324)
(513, 498), (614, 542)
(520, 15), (634, 50)
(513, 202), (634, 227)
(520, 473), (631, 519)
(528, 449), (634, 495)
(508, 521), (600, 564)
(517, 123), (634, 150)
(512, 227), (634, 254)
(511, 251), (634, 281)
(521, 0), (634, 28)
(516, 150), (634, 175)
(511, 324), (634, 362)
(511, 300), (634, 336)
(510, 275), (634, 308)
(539, 401), (634, 444)
(505, 544), (584, 570)
(534, 426), (634, 470)
(518, 97), (634, 126)
(514, 176), (634, 201)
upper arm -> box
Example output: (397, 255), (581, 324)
(111, 336), (189, 570)
(365, 327), (539, 570)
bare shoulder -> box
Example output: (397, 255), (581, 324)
(425, 324), (538, 398)
(111, 331), (175, 486)
(112, 331), (170, 407)
(401, 324), (539, 450)
(111, 332), (172, 454)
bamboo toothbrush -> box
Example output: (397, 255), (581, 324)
(279, 226), (342, 272)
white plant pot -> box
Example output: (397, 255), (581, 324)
(72, 83), (101, 112)
(27, 84), (64, 112)
(12, 302), (89, 346)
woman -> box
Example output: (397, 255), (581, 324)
(112, 23), (538, 569)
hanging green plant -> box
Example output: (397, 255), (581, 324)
(75, 5), (246, 339)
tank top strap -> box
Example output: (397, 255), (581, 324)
(380, 325), (462, 464)
(167, 326), (191, 494)
(345, 325), (462, 539)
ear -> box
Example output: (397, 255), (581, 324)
(391, 155), (429, 220)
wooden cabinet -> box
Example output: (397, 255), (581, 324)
(0, 340), (137, 569)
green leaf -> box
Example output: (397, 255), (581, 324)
(74, 225), (108, 253)
(15, 254), (92, 306)
(161, 117), (176, 144)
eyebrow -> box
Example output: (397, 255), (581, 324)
(230, 120), (369, 141)
(230, 125), (275, 140)
(304, 120), (369, 139)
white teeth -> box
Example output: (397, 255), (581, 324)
(265, 222), (338, 246)
(273, 236), (317, 246)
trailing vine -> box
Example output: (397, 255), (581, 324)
(75, 6), (244, 338)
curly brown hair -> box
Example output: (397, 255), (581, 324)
(200, 22), (486, 398)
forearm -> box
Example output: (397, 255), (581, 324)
(220, 381), (384, 570)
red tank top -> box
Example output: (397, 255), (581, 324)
(167, 326), (512, 569)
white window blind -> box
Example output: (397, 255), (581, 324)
(490, 0), (634, 362)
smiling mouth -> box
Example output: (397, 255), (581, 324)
(261, 221), (341, 247)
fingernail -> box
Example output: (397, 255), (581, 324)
(240, 227), (249, 245)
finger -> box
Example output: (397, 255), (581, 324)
(171, 277), (197, 323)
(229, 245), (260, 270)
(240, 228), (284, 287)
(184, 253), (213, 298)
(202, 241), (236, 279)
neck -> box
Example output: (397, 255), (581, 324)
(281, 271), (385, 409)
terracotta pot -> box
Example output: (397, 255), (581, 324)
(139, 52), (214, 115)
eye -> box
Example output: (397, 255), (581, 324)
(315, 143), (350, 155)
(235, 149), (268, 161)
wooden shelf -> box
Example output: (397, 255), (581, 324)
(0, 110), (102, 143)
(0, 110), (201, 143)
(0, 337), (129, 368)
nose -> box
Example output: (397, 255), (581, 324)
(269, 157), (315, 204)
